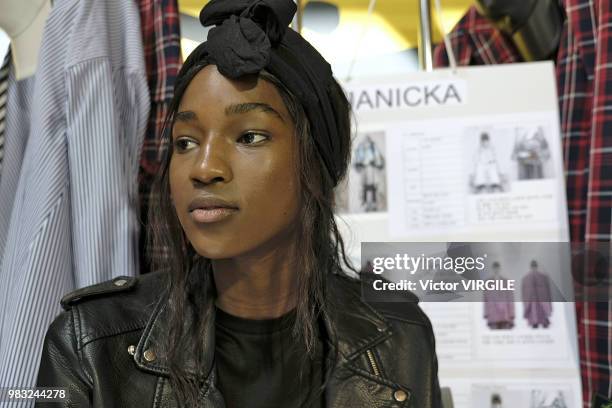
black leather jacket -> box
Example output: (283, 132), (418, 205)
(36, 272), (441, 407)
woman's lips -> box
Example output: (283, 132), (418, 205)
(190, 207), (238, 223)
(187, 195), (239, 223)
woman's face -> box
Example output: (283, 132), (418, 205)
(169, 65), (300, 259)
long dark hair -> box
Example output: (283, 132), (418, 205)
(147, 59), (355, 405)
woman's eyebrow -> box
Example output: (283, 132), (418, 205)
(175, 111), (197, 123)
(225, 102), (285, 122)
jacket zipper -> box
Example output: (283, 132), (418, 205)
(366, 349), (381, 377)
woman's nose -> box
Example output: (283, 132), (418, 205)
(188, 136), (233, 185)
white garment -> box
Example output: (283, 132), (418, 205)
(473, 146), (501, 186)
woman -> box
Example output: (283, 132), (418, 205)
(353, 134), (386, 212)
(36, 0), (441, 406)
(511, 126), (550, 180)
(472, 132), (503, 194)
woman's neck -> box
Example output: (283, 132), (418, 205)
(212, 241), (298, 320)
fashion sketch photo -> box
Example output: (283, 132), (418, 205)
(521, 260), (553, 329)
(465, 122), (555, 193)
(472, 386), (572, 407)
(530, 390), (569, 408)
(338, 131), (387, 213)
(466, 128), (510, 194)
(472, 132), (505, 193)
(511, 126), (552, 180)
(483, 261), (515, 330)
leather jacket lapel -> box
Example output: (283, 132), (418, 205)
(133, 292), (214, 379)
(324, 275), (392, 360)
(323, 277), (414, 407)
(133, 274), (406, 407)
(133, 292), (222, 407)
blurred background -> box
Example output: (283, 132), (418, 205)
(0, 0), (472, 77)
(178, 0), (473, 78)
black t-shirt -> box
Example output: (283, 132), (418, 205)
(214, 307), (326, 408)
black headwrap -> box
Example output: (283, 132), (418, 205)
(182, 0), (343, 185)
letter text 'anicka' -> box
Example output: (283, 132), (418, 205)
(346, 80), (467, 112)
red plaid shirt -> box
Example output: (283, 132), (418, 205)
(137, 0), (182, 272)
(434, 2), (611, 406)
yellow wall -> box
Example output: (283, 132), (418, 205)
(179, 0), (473, 48)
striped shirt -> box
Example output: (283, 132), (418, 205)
(0, 0), (150, 396)
(0, 51), (9, 175)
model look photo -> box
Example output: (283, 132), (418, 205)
(35, 0), (441, 407)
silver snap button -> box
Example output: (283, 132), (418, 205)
(127, 345), (136, 355)
(114, 279), (128, 287)
(143, 349), (157, 362)
(393, 389), (408, 402)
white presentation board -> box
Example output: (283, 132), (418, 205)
(338, 62), (581, 407)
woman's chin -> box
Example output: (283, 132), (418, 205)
(189, 238), (246, 260)
(192, 245), (233, 260)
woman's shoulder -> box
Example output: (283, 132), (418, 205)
(60, 271), (168, 308)
(48, 271), (169, 343)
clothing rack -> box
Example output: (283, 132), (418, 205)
(418, 0), (434, 71)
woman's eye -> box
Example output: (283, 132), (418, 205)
(173, 138), (197, 152)
(238, 132), (268, 145)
